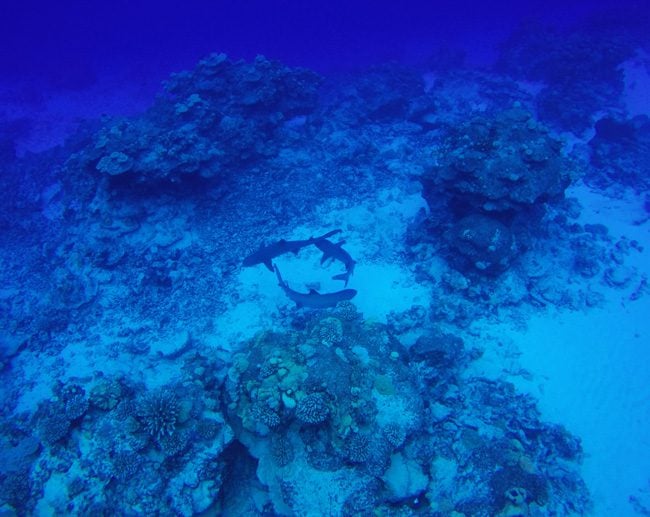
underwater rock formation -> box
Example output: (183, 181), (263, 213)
(444, 214), (517, 274)
(419, 106), (580, 277)
(72, 53), (322, 185)
(423, 107), (574, 217)
(588, 115), (650, 193)
(218, 309), (590, 515)
(496, 21), (639, 132)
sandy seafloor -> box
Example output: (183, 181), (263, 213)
(471, 184), (650, 515)
(1, 49), (650, 515)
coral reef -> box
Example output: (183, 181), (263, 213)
(423, 107), (574, 217)
(444, 214), (516, 274)
(588, 115), (650, 194)
(1, 43), (642, 514)
(72, 53), (322, 185)
(295, 393), (330, 425)
(496, 18), (642, 132)
(136, 389), (180, 440)
(416, 106), (582, 280)
(218, 310), (589, 515)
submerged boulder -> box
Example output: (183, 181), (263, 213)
(423, 107), (573, 216)
(445, 214), (517, 274)
(410, 328), (465, 368)
(76, 54), (322, 185)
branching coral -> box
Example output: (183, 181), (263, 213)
(137, 389), (180, 440)
(295, 393), (330, 425)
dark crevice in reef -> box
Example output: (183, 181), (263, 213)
(218, 440), (265, 515)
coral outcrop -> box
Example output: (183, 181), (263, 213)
(218, 309), (590, 515)
(71, 53), (322, 185)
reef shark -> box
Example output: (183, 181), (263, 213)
(314, 238), (356, 286)
(274, 264), (357, 309)
(243, 229), (342, 272)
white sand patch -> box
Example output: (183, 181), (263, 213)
(312, 186), (428, 260)
(470, 185), (650, 515)
(139, 361), (185, 390)
(508, 303), (649, 516)
(309, 188), (431, 319)
(353, 261), (430, 322)
(569, 182), (648, 226)
(213, 188), (431, 350)
(12, 353), (57, 414)
(35, 471), (69, 515)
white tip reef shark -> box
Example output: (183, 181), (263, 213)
(274, 264), (357, 308)
(243, 229), (342, 272)
(314, 238), (356, 286)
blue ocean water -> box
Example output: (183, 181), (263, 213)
(1, 1), (649, 515)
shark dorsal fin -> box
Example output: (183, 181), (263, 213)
(336, 240), (346, 247)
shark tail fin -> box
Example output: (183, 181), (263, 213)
(274, 264), (285, 287)
(332, 272), (350, 287)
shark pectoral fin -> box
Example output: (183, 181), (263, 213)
(314, 229), (342, 241)
(264, 260), (274, 272)
(308, 288), (319, 294)
(320, 254), (330, 264)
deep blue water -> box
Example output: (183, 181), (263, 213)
(2, 1), (643, 88)
(1, 1), (649, 515)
